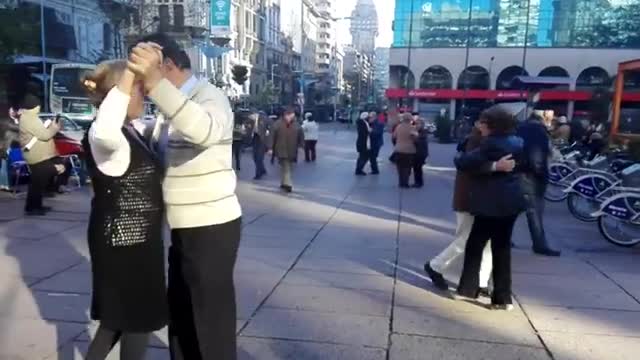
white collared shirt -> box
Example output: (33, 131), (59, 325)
(155, 75), (197, 160)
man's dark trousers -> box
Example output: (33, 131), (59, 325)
(522, 174), (550, 251)
(253, 136), (267, 177)
(168, 217), (242, 360)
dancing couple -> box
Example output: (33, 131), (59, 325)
(82, 33), (242, 360)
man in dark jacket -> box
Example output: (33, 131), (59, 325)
(355, 112), (371, 175)
(272, 108), (304, 192)
(517, 113), (561, 256)
(368, 111), (384, 175)
(249, 112), (271, 180)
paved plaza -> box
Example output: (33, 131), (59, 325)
(1, 126), (639, 360)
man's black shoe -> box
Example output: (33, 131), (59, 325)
(25, 209), (47, 216)
(371, 171), (380, 175)
(355, 171), (367, 176)
(282, 185), (293, 193)
(478, 287), (491, 297)
(533, 247), (561, 257)
(424, 262), (448, 290)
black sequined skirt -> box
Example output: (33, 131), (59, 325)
(87, 208), (168, 332)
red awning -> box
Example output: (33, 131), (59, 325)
(385, 88), (640, 102)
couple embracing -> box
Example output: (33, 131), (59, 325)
(83, 33), (241, 360)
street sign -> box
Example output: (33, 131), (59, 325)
(210, 0), (231, 37)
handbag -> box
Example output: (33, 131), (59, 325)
(389, 152), (398, 164)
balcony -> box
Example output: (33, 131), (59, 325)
(122, 1), (208, 42)
(316, 56), (331, 65)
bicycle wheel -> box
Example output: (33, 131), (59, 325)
(598, 215), (640, 247)
(544, 182), (568, 202)
(567, 193), (599, 222)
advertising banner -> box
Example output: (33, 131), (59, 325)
(210, 0), (231, 37)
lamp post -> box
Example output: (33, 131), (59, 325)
(488, 56), (495, 88)
(271, 64), (279, 113)
(40, 0), (47, 112)
(521, 0), (532, 106)
(461, 0), (474, 117)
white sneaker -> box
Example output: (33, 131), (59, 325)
(491, 304), (514, 311)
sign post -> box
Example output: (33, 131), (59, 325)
(210, 0), (231, 37)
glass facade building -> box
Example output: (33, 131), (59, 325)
(392, 0), (640, 48)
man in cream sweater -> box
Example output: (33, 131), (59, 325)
(128, 34), (242, 360)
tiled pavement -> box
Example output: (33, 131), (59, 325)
(1, 125), (639, 359)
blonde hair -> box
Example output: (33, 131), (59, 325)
(82, 60), (128, 106)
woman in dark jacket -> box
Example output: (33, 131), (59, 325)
(369, 111), (384, 175)
(355, 112), (371, 175)
(455, 105), (526, 310)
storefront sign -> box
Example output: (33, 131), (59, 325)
(386, 88), (640, 102)
(210, 0), (231, 37)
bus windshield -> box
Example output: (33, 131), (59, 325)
(51, 67), (92, 98)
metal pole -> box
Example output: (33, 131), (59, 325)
(300, 0), (305, 117)
(461, 0), (473, 116)
(405, 0), (414, 108)
(488, 56), (495, 86)
(521, 0), (532, 111)
(40, 0), (48, 112)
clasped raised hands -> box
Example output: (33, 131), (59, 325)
(127, 42), (164, 92)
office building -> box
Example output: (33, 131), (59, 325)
(388, 0), (640, 119)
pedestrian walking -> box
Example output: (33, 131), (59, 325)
(517, 112), (561, 257)
(302, 112), (319, 162)
(455, 105), (527, 311)
(250, 112), (270, 180)
(128, 33), (242, 360)
(272, 108), (304, 193)
(368, 111), (384, 175)
(412, 117), (429, 188)
(232, 116), (247, 171)
(81, 60), (168, 360)
(269, 115), (278, 165)
(355, 112), (371, 175)
(424, 123), (516, 292)
(392, 113), (418, 188)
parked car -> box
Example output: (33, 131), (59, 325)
(38, 113), (84, 156)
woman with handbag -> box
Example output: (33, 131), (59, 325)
(454, 105), (526, 311)
(392, 113), (418, 188)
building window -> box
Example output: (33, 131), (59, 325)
(174, 4), (184, 31)
(158, 5), (170, 32)
(132, 11), (140, 27)
(392, 0), (640, 49)
(103, 23), (112, 51)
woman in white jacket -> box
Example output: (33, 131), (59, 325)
(301, 112), (319, 162)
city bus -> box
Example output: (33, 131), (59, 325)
(49, 63), (96, 128)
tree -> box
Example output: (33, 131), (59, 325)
(0, 6), (40, 63)
(232, 65), (249, 86)
(254, 81), (277, 110)
(435, 112), (452, 143)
